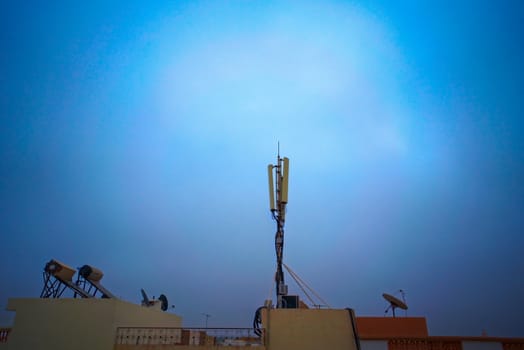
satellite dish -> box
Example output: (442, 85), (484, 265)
(141, 289), (169, 312)
(383, 292), (408, 317)
(141, 289), (150, 306)
(159, 294), (168, 312)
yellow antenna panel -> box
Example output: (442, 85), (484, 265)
(281, 157), (289, 203)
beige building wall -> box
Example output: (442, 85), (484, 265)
(5, 298), (181, 350)
(261, 308), (359, 350)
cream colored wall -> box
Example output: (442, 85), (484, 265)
(5, 298), (181, 350)
(262, 308), (359, 350)
(7, 298), (115, 350)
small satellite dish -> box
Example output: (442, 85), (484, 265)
(158, 294), (168, 312)
(140, 288), (150, 306)
(383, 292), (408, 317)
(141, 289), (169, 312)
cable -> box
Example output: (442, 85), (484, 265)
(282, 263), (331, 308)
(289, 266), (330, 308)
(253, 306), (266, 337)
(284, 264), (316, 306)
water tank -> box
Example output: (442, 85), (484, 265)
(78, 265), (104, 282)
(45, 259), (76, 281)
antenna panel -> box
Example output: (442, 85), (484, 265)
(267, 164), (275, 210)
(281, 157), (289, 203)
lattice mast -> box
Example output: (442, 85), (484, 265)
(267, 152), (290, 308)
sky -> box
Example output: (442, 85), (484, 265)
(1, 0), (523, 337)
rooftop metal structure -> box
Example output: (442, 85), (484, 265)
(267, 152), (289, 308)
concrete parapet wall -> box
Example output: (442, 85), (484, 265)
(262, 308), (359, 350)
(5, 298), (181, 350)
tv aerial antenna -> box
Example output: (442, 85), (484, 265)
(267, 145), (290, 308)
(383, 290), (408, 317)
(202, 313), (211, 328)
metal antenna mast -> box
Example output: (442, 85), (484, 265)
(201, 313), (211, 328)
(267, 151), (289, 308)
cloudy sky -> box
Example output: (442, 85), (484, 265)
(1, 0), (523, 337)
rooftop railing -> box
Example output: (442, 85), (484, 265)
(115, 327), (264, 347)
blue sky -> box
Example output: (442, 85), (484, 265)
(1, 0), (523, 336)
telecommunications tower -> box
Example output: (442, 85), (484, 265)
(267, 152), (290, 308)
